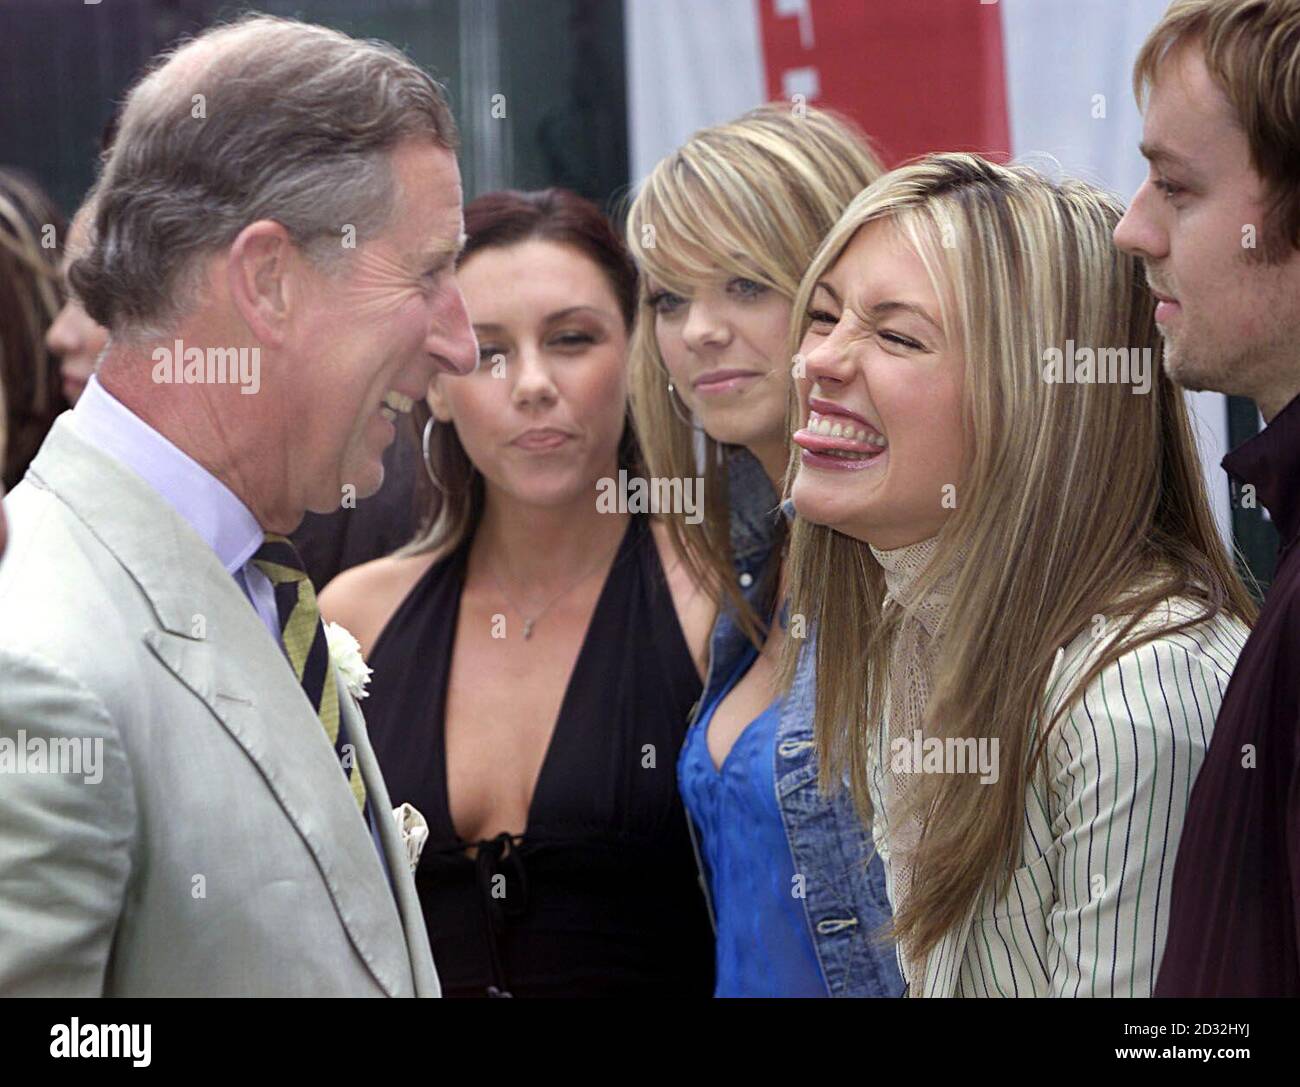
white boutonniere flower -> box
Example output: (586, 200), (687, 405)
(392, 802), (430, 873)
(324, 621), (373, 700)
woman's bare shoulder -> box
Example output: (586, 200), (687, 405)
(318, 549), (441, 659)
(649, 518), (717, 681)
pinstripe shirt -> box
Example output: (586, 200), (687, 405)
(867, 597), (1249, 997)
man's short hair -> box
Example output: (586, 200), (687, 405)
(1134, 0), (1300, 264)
(69, 14), (458, 337)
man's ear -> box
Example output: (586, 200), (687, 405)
(427, 377), (455, 422)
(226, 220), (298, 346)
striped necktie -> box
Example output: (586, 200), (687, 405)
(252, 534), (367, 812)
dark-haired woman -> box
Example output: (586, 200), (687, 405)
(321, 188), (716, 997)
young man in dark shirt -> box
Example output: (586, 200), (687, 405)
(1114, 0), (1300, 995)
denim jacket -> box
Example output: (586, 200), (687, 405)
(681, 449), (904, 998)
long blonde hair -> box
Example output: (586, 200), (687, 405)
(625, 103), (884, 639)
(780, 153), (1258, 960)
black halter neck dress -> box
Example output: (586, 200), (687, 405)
(363, 514), (714, 997)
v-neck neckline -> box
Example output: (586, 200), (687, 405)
(432, 515), (640, 848)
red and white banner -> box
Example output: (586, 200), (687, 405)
(757, 0), (1009, 167)
(625, 0), (1231, 541)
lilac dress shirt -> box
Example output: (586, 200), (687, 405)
(65, 375), (392, 877)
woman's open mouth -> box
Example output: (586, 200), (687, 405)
(793, 409), (888, 471)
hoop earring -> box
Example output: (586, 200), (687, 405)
(421, 414), (444, 491)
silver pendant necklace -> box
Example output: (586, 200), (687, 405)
(488, 535), (622, 640)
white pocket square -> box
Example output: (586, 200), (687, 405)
(391, 802), (429, 873)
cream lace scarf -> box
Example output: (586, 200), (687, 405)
(868, 535), (958, 968)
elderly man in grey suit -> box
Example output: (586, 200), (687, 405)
(0, 15), (477, 996)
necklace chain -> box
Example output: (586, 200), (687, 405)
(488, 533), (623, 640)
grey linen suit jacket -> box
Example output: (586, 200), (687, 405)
(0, 416), (439, 996)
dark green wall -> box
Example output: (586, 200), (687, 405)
(0, 0), (629, 219)
(1228, 395), (1281, 597)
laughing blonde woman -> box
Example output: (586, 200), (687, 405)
(627, 103), (902, 996)
(782, 153), (1255, 997)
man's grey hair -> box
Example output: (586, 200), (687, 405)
(69, 14), (458, 339)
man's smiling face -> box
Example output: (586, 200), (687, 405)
(289, 139), (478, 512)
(1113, 42), (1300, 419)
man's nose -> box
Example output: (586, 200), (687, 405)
(428, 283), (478, 376)
(1113, 182), (1168, 262)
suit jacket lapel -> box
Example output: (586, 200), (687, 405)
(30, 418), (414, 996)
(340, 682), (440, 996)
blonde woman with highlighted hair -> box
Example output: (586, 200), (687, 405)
(627, 103), (903, 996)
(783, 152), (1256, 997)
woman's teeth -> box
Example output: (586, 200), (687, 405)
(801, 411), (888, 447)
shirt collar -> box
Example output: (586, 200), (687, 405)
(67, 375), (264, 574)
(725, 446), (781, 565)
(1222, 390), (1300, 551)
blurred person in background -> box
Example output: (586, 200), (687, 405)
(625, 103), (903, 997)
(44, 203), (109, 405)
(320, 188), (717, 997)
(0, 167), (67, 490)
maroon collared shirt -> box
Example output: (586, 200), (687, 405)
(1155, 392), (1300, 996)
